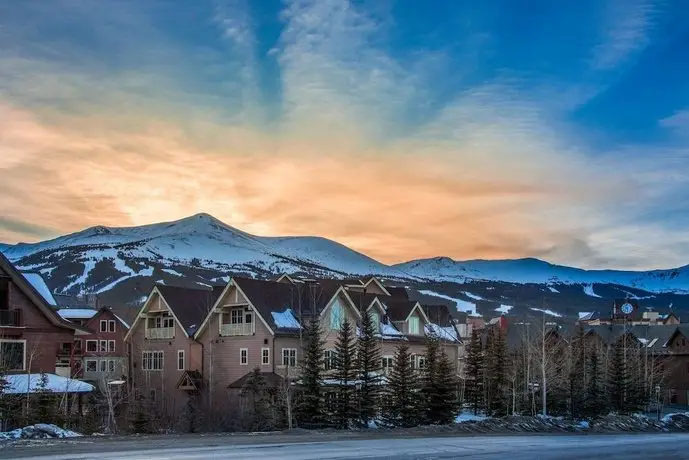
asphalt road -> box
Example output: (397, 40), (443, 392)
(2, 433), (689, 460)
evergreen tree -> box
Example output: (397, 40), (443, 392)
(464, 328), (485, 415)
(420, 335), (459, 424)
(299, 318), (326, 426)
(332, 317), (357, 429)
(569, 325), (587, 418)
(241, 367), (272, 431)
(584, 347), (607, 418)
(485, 327), (508, 416)
(608, 335), (630, 413)
(381, 345), (419, 427)
(356, 305), (382, 428)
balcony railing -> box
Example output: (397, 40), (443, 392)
(0, 309), (22, 327)
(146, 327), (175, 339)
(220, 323), (253, 336)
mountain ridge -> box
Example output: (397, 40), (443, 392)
(2, 213), (688, 318)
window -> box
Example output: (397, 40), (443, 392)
(100, 360), (107, 372)
(240, 348), (248, 365)
(409, 354), (417, 369)
(369, 310), (380, 332)
(330, 300), (344, 330)
(108, 340), (116, 353)
(86, 340), (97, 352)
(108, 320), (116, 332)
(100, 320), (107, 332)
(149, 316), (174, 329)
(177, 350), (185, 371)
(0, 340), (25, 371)
(324, 350), (337, 371)
(408, 316), (420, 335)
(282, 348), (297, 367)
(142, 351), (164, 371)
(99, 340), (108, 352)
(231, 309), (243, 324)
(85, 359), (97, 372)
(417, 356), (427, 370)
(261, 348), (270, 365)
(381, 356), (394, 370)
(108, 360), (116, 373)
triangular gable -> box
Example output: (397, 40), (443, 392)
(664, 327), (685, 348)
(193, 278), (275, 339)
(124, 286), (190, 342)
(406, 302), (431, 323)
(362, 277), (390, 296)
(319, 286), (362, 320)
(176, 370), (203, 391)
(0, 252), (84, 333)
(367, 297), (386, 315)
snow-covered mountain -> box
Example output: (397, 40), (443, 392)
(2, 213), (689, 317)
(395, 257), (689, 294)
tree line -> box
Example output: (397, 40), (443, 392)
(463, 321), (663, 418)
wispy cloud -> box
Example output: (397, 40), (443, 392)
(0, 0), (687, 270)
(592, 0), (660, 70)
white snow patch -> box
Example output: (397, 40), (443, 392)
(463, 291), (484, 301)
(425, 323), (458, 341)
(418, 290), (480, 316)
(547, 286), (560, 293)
(530, 307), (562, 318)
(578, 312), (595, 320)
(495, 304), (513, 314)
(3, 374), (95, 394)
(57, 309), (97, 320)
(61, 259), (97, 293)
(455, 413), (488, 423)
(380, 321), (405, 338)
(271, 309), (301, 329)
(21, 272), (56, 306)
(583, 284), (602, 298)
(161, 268), (184, 277)
(0, 424), (82, 440)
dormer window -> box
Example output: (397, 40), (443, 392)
(408, 316), (420, 335)
(369, 310), (380, 332)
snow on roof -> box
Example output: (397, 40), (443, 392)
(425, 323), (458, 342)
(113, 314), (130, 328)
(380, 321), (405, 338)
(3, 374), (95, 394)
(57, 308), (98, 320)
(271, 309), (301, 329)
(21, 272), (56, 306)
(578, 312), (594, 320)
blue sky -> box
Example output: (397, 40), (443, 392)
(1, 0), (688, 270)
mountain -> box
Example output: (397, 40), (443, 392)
(2, 213), (689, 319)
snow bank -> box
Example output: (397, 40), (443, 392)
(21, 272), (57, 306)
(455, 413), (488, 423)
(0, 424), (81, 441)
(3, 374), (95, 394)
(271, 309), (301, 329)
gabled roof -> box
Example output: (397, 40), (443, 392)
(0, 252), (86, 333)
(228, 371), (284, 389)
(107, 305), (138, 329)
(156, 284), (224, 336)
(384, 299), (430, 324)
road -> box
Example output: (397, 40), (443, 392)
(2, 433), (689, 460)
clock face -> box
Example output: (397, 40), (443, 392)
(621, 302), (634, 315)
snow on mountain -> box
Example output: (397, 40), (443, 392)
(395, 257), (689, 294)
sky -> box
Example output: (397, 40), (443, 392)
(1, 0), (689, 271)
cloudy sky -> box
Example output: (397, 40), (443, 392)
(1, 0), (688, 270)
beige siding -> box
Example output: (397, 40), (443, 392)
(320, 291), (360, 350)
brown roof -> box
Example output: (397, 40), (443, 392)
(157, 284), (224, 336)
(0, 252), (84, 332)
(228, 371), (284, 389)
(383, 299), (418, 322)
(107, 305), (139, 329)
(385, 286), (409, 300)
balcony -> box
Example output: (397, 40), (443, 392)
(0, 309), (22, 327)
(57, 343), (73, 356)
(146, 327), (174, 340)
(220, 323), (253, 336)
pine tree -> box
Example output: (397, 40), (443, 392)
(381, 344), (419, 427)
(332, 317), (357, 429)
(608, 335), (630, 414)
(464, 328), (485, 415)
(584, 347), (607, 418)
(356, 305), (382, 428)
(241, 367), (272, 431)
(569, 325), (587, 418)
(485, 327), (508, 416)
(420, 335), (459, 424)
(299, 318), (326, 426)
